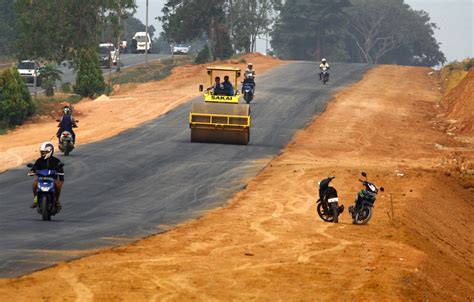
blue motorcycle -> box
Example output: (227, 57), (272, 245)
(242, 80), (255, 104)
(27, 163), (64, 221)
(348, 172), (384, 225)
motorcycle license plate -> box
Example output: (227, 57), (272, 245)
(328, 197), (338, 203)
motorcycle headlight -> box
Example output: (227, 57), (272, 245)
(39, 186), (51, 192)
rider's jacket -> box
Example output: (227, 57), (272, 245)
(319, 62), (330, 70)
(58, 115), (77, 132)
(31, 156), (64, 181)
(244, 68), (256, 79)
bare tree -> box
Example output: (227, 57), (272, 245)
(346, 0), (403, 64)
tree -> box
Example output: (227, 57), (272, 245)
(160, 0), (234, 59)
(39, 64), (63, 97)
(271, 0), (351, 60)
(0, 0), (17, 56)
(0, 67), (35, 129)
(74, 48), (105, 98)
(229, 0), (277, 53)
(14, 0), (136, 62)
(346, 0), (445, 66)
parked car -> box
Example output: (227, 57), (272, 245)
(17, 60), (42, 86)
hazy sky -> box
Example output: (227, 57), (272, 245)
(135, 0), (473, 62)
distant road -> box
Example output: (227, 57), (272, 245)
(27, 53), (171, 94)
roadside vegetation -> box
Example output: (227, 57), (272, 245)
(440, 58), (474, 94)
(0, 67), (35, 132)
(112, 56), (194, 85)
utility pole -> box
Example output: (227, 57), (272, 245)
(145, 0), (149, 68)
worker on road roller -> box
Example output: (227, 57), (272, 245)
(189, 66), (251, 145)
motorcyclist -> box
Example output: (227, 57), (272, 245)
(29, 142), (64, 210)
(242, 63), (256, 93)
(319, 58), (330, 81)
(57, 106), (78, 144)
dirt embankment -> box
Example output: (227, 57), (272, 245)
(0, 53), (286, 173)
(0, 65), (472, 301)
(439, 68), (474, 137)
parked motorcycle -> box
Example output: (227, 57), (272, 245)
(348, 172), (384, 225)
(242, 80), (255, 104)
(316, 176), (344, 223)
(27, 162), (64, 221)
(321, 67), (330, 84)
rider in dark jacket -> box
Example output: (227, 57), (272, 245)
(29, 142), (64, 210)
(57, 106), (77, 143)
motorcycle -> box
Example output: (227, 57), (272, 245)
(242, 79), (255, 104)
(27, 162), (64, 221)
(59, 130), (74, 156)
(348, 172), (384, 225)
(316, 176), (344, 223)
(321, 67), (329, 85)
(56, 119), (78, 156)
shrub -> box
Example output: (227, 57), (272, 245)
(195, 45), (211, 64)
(0, 67), (35, 129)
(39, 64), (62, 97)
(61, 82), (72, 93)
(74, 48), (105, 98)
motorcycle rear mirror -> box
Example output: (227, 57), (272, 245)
(57, 163), (65, 168)
(380, 187), (385, 192)
(361, 171), (367, 177)
(199, 84), (203, 92)
(26, 163), (33, 168)
(55, 119), (60, 122)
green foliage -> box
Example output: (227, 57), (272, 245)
(15, 0), (136, 62)
(271, 0), (445, 66)
(195, 45), (212, 64)
(230, 0), (277, 53)
(0, 67), (35, 128)
(271, 0), (352, 60)
(74, 48), (105, 98)
(39, 64), (63, 97)
(0, 0), (17, 56)
(61, 82), (72, 93)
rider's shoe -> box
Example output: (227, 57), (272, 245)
(56, 200), (62, 212)
(30, 196), (38, 208)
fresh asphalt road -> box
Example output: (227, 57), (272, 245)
(0, 62), (369, 277)
(27, 53), (170, 94)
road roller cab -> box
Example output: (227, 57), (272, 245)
(189, 66), (251, 145)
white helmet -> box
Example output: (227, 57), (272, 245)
(321, 58), (327, 63)
(247, 63), (253, 68)
(40, 141), (54, 159)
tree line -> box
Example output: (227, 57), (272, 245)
(271, 0), (446, 66)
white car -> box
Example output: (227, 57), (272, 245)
(132, 32), (152, 54)
(17, 60), (41, 86)
(99, 43), (119, 66)
(173, 44), (191, 55)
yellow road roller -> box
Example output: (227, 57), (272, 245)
(189, 66), (251, 145)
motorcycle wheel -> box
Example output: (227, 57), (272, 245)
(354, 206), (372, 225)
(40, 195), (50, 221)
(317, 202), (334, 222)
(244, 93), (251, 104)
(64, 147), (69, 156)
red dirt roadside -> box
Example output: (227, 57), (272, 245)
(0, 65), (472, 301)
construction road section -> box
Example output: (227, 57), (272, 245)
(0, 62), (369, 277)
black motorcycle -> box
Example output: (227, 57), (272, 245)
(316, 176), (344, 223)
(321, 67), (329, 84)
(348, 172), (384, 225)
